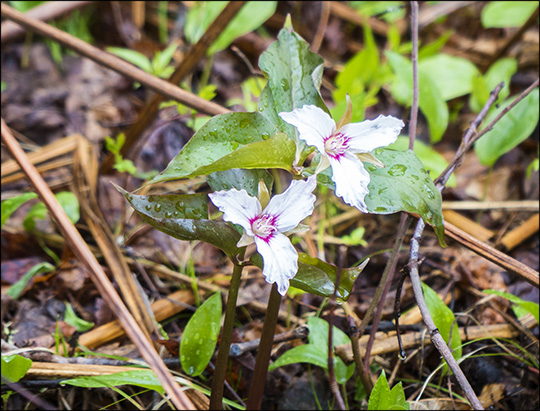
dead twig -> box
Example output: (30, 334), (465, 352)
(1, 118), (195, 410)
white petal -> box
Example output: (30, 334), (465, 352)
(279, 105), (335, 154)
(265, 176), (317, 232)
(329, 153), (371, 212)
(340, 115), (404, 153)
(208, 189), (261, 235)
(255, 233), (298, 295)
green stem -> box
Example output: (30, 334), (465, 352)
(245, 283), (282, 410)
(209, 263), (243, 410)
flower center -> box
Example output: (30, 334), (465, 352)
(251, 214), (277, 241)
(324, 132), (349, 159)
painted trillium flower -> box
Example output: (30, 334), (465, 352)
(208, 176), (317, 296)
(279, 99), (405, 212)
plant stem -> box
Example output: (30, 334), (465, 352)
(209, 263), (244, 410)
(245, 283), (282, 410)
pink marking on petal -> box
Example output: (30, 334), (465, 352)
(323, 132), (350, 161)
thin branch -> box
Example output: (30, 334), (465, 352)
(311, 1), (331, 54)
(0, 3), (229, 117)
(409, 1), (419, 150)
(1, 119), (195, 410)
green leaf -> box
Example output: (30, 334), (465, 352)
(484, 289), (539, 324)
(62, 369), (165, 393)
(257, 25), (328, 139)
(207, 168), (273, 197)
(366, 149), (446, 246)
(474, 88), (539, 166)
(6, 262), (55, 300)
(481, 1), (538, 28)
(388, 136), (457, 188)
(106, 47), (152, 73)
(349, 1), (406, 22)
(421, 283), (462, 373)
(152, 42), (178, 75)
(209, 2), (277, 55)
(64, 302), (95, 332)
(250, 253), (368, 301)
(368, 370), (409, 410)
(1, 192), (38, 228)
(149, 112), (280, 184)
(23, 192), (79, 231)
(1, 354), (32, 384)
(470, 58), (517, 113)
(269, 316), (354, 384)
(386, 51), (448, 142)
(418, 30), (453, 60)
(418, 54), (479, 101)
(8, 1), (45, 12)
(180, 293), (222, 376)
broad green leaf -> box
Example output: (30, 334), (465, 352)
(366, 149), (446, 246)
(349, 1), (406, 22)
(257, 25), (328, 140)
(209, 2), (277, 55)
(418, 30), (453, 60)
(368, 370), (409, 410)
(106, 47), (152, 73)
(481, 1), (538, 28)
(185, 2), (277, 55)
(9, 1), (45, 12)
(470, 58), (517, 113)
(180, 293), (222, 376)
(418, 54), (479, 101)
(152, 42), (178, 74)
(23, 192), (79, 231)
(388, 136), (457, 187)
(474, 88), (539, 166)
(421, 282), (462, 373)
(386, 51), (448, 142)
(6, 262), (55, 300)
(1, 192), (38, 228)
(117, 187), (243, 260)
(62, 369), (165, 393)
(1, 354), (32, 383)
(64, 302), (95, 332)
(269, 316), (354, 384)
(207, 168), (273, 197)
(484, 289), (539, 324)
(250, 253), (368, 301)
(149, 112), (279, 184)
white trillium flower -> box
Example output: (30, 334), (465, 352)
(279, 100), (405, 212)
(208, 176), (317, 296)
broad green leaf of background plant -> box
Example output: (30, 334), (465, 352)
(63, 369), (165, 393)
(180, 293), (222, 376)
(269, 316), (355, 384)
(1, 192), (38, 228)
(8, 1), (45, 12)
(6, 262), (55, 300)
(23, 192), (79, 231)
(349, 1), (406, 22)
(148, 112), (286, 184)
(1, 354), (32, 383)
(418, 54), (479, 101)
(106, 47), (152, 73)
(386, 51), (448, 142)
(207, 168), (273, 197)
(421, 282), (462, 372)
(469, 58), (517, 113)
(64, 302), (95, 332)
(484, 289), (539, 324)
(481, 1), (538, 28)
(474, 88), (539, 166)
(388, 136), (457, 187)
(184, 1), (277, 55)
(368, 369), (409, 410)
(257, 24), (328, 143)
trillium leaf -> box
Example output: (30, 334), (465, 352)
(249, 253), (368, 301)
(116, 186), (243, 260)
(148, 112), (278, 184)
(365, 148), (446, 246)
(207, 168), (274, 197)
(180, 292), (222, 377)
(257, 24), (329, 161)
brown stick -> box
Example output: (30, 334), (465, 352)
(1, 1), (94, 43)
(100, 1), (245, 174)
(0, 3), (229, 117)
(499, 213), (540, 251)
(1, 118), (195, 410)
